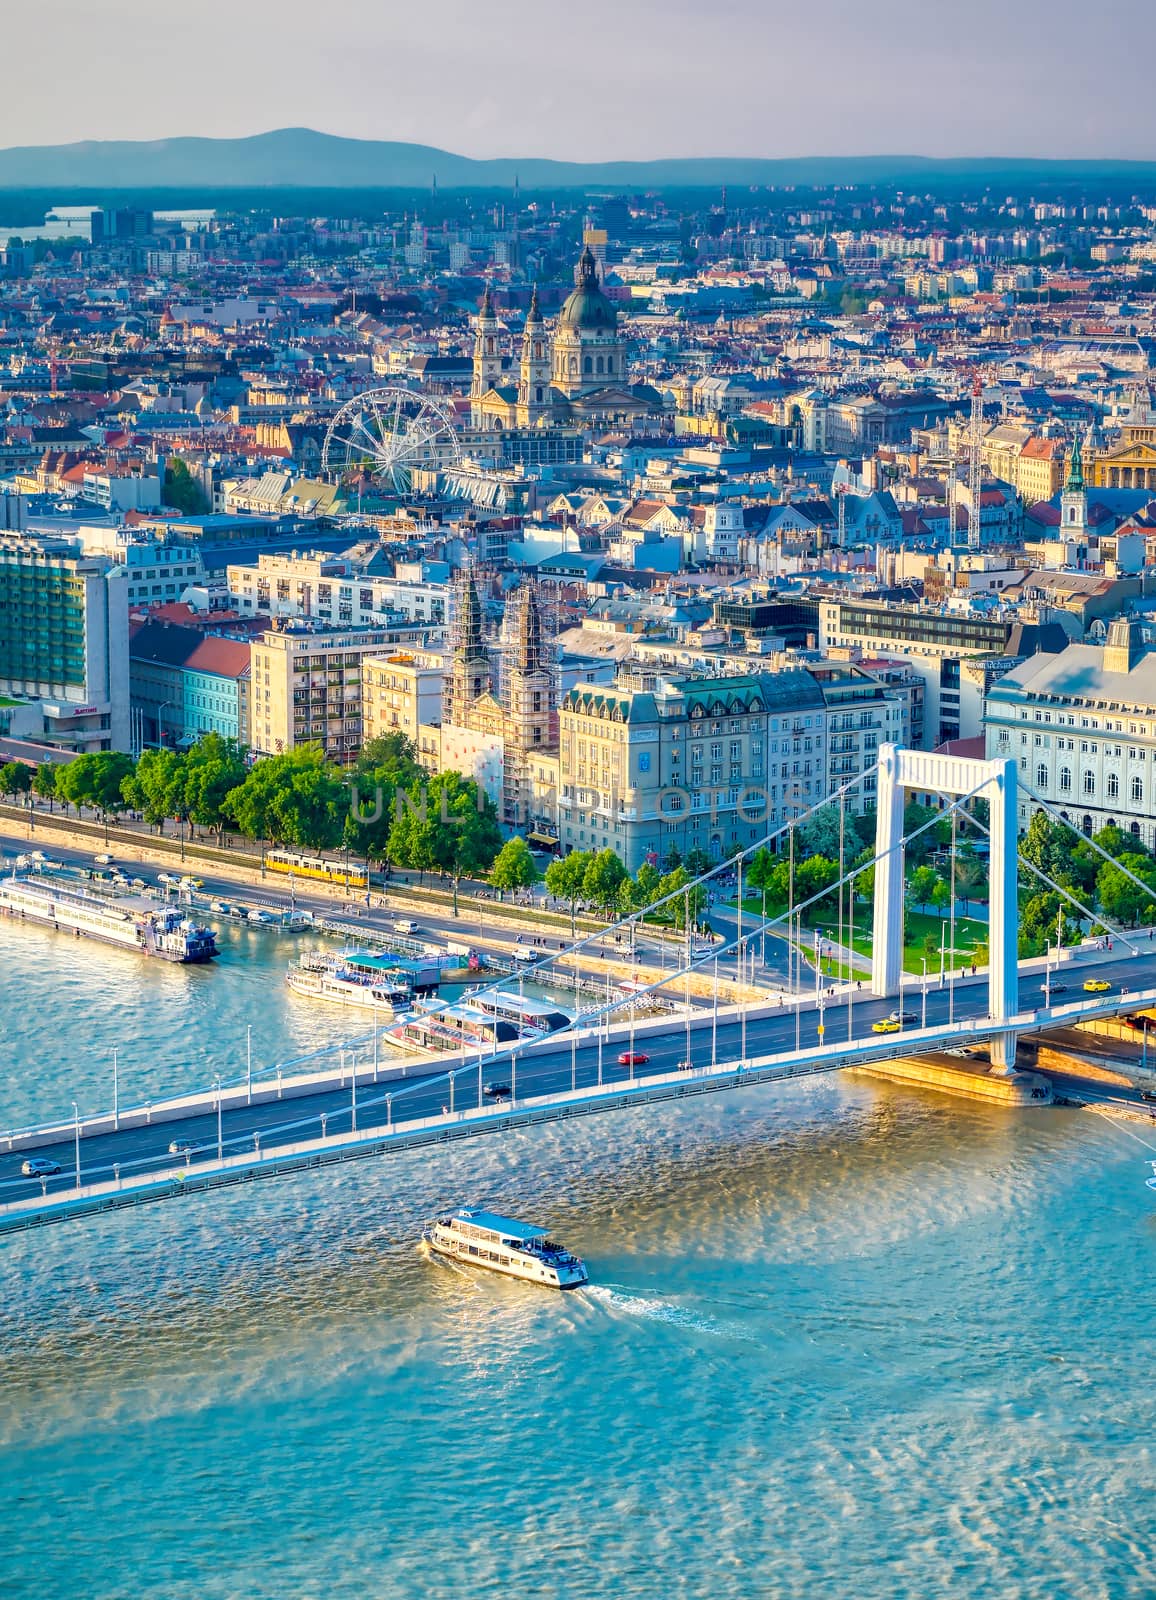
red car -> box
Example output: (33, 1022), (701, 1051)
(618, 1051), (649, 1066)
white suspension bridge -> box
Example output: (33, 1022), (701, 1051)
(3, 744), (1156, 1238)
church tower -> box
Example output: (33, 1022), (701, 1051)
(445, 568), (492, 725)
(470, 284), (503, 427)
(517, 286), (552, 427)
(1061, 431), (1088, 543)
(502, 584), (557, 828)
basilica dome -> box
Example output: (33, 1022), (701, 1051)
(558, 245), (617, 331)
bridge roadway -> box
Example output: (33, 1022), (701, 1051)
(2, 950), (1155, 1234)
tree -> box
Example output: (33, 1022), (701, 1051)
(633, 861), (662, 907)
(1019, 890), (1081, 958)
(852, 848), (875, 905)
(745, 846), (779, 901)
(387, 771), (502, 912)
(183, 733), (247, 842)
(795, 854), (839, 915)
(32, 762), (58, 810)
(953, 846), (986, 913)
(1097, 853), (1156, 928)
(930, 877), (953, 917)
(908, 864), (940, 914)
(583, 848), (628, 916)
(0, 761), (31, 801)
(163, 457), (210, 514)
(224, 746), (343, 849)
(653, 865), (707, 931)
(1020, 811), (1076, 888)
(354, 732), (424, 786)
(122, 748), (186, 829)
(903, 800), (941, 864)
(270, 761), (347, 852)
(797, 804), (845, 863)
(490, 836), (541, 895)
(57, 751), (134, 820)
(1092, 823), (1145, 864)
(346, 732), (427, 860)
(546, 851), (591, 935)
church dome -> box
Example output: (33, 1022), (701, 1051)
(558, 246), (617, 332)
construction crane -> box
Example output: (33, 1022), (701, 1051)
(967, 374), (984, 550)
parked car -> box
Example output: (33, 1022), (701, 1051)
(21, 1157), (61, 1178)
(618, 1051), (649, 1066)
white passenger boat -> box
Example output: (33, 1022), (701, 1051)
(0, 875), (218, 963)
(424, 1209), (588, 1289)
(462, 988), (573, 1034)
(286, 948), (412, 1013)
(382, 997), (535, 1056)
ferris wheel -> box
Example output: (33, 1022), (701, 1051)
(321, 386), (462, 494)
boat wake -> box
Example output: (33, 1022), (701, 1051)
(582, 1283), (754, 1343)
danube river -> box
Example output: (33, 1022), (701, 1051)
(1, 916), (1154, 1598)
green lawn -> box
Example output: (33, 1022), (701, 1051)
(733, 895), (989, 977)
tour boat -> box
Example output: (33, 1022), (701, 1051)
(424, 1209), (588, 1289)
(462, 987), (573, 1034)
(286, 948), (412, 1013)
(0, 875), (217, 963)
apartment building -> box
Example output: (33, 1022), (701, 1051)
(819, 598), (1067, 747)
(360, 650), (445, 750)
(984, 618), (1156, 842)
(227, 552), (448, 628)
(0, 540), (130, 751)
(250, 626), (416, 763)
(129, 620), (250, 746)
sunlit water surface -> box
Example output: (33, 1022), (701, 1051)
(1, 917), (1154, 1597)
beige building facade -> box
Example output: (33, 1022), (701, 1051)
(250, 626), (411, 762)
(361, 650), (445, 751)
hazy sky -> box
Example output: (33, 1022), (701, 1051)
(3, 0), (1155, 161)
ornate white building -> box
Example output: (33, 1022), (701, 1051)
(470, 246), (659, 432)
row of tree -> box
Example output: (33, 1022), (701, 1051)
(542, 849), (707, 935)
(18, 733), (507, 890)
(1018, 811), (1156, 954)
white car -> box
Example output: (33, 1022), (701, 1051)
(22, 1157), (61, 1177)
(393, 920), (419, 935)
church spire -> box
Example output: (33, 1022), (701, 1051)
(1065, 430), (1084, 493)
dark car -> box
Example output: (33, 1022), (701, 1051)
(1041, 981), (1069, 996)
(483, 1083), (512, 1101)
(168, 1139), (203, 1157)
(889, 1010), (917, 1025)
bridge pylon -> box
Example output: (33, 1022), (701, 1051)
(872, 744), (1019, 1072)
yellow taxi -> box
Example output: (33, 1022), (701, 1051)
(1083, 978), (1112, 993)
(871, 1018), (901, 1034)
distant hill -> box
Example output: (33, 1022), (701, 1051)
(0, 128), (1154, 192)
